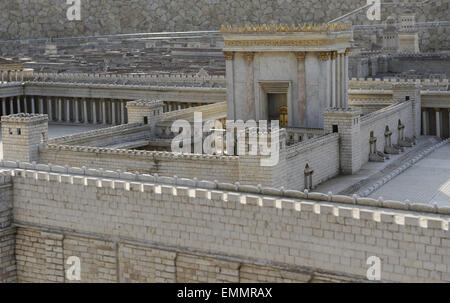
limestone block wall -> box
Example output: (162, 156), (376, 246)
(48, 123), (151, 147)
(360, 101), (414, 165)
(284, 133), (340, 190)
(6, 165), (450, 283)
(0, 174), (15, 283)
(38, 146), (241, 183)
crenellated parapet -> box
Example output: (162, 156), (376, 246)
(2, 160), (450, 227)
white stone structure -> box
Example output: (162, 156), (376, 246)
(222, 24), (352, 128)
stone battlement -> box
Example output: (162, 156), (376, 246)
(48, 123), (146, 145)
(41, 144), (238, 162)
(24, 72), (226, 88)
(126, 99), (165, 108)
(1, 113), (48, 123)
(2, 161), (450, 230)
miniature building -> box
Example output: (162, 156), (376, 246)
(1, 113), (48, 162)
(222, 24), (352, 128)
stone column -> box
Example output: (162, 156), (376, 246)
(24, 96), (28, 113)
(340, 53), (345, 108)
(74, 99), (79, 123)
(448, 109), (450, 138)
(47, 97), (53, 121)
(121, 101), (125, 125)
(92, 99), (97, 125)
(331, 52), (337, 108)
(83, 99), (88, 124)
(422, 110), (428, 135)
(16, 96), (21, 113)
(31, 97), (36, 114)
(1, 98), (6, 116)
(9, 97), (14, 114)
(58, 98), (63, 122)
(336, 54), (341, 108)
(101, 99), (107, 124)
(39, 97), (44, 114)
(435, 108), (441, 138)
(224, 51), (235, 120)
(296, 52), (307, 127)
(66, 99), (71, 122)
(244, 52), (255, 120)
(343, 49), (349, 108)
(111, 101), (116, 125)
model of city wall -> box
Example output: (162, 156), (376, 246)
(1, 163), (449, 282)
(1, 0), (449, 51)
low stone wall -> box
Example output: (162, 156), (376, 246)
(38, 145), (240, 183)
(3, 164), (450, 283)
(284, 133), (340, 190)
(48, 123), (151, 147)
(360, 101), (414, 165)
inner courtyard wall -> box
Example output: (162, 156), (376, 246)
(359, 101), (414, 165)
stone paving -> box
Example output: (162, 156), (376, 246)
(315, 136), (439, 195)
(369, 141), (450, 206)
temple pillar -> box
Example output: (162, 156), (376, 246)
(31, 97), (36, 114)
(422, 110), (428, 135)
(435, 108), (441, 138)
(48, 97), (53, 121)
(111, 101), (116, 125)
(58, 98), (63, 122)
(244, 52), (255, 120)
(101, 99), (107, 124)
(336, 54), (341, 108)
(343, 49), (349, 108)
(1, 98), (6, 116)
(92, 99), (97, 125)
(66, 99), (71, 122)
(10, 97), (14, 114)
(83, 99), (88, 124)
(121, 101), (125, 124)
(39, 97), (44, 114)
(16, 96), (21, 113)
(24, 96), (28, 113)
(74, 99), (79, 123)
(296, 52), (307, 126)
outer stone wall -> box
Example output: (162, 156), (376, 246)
(0, 176), (15, 283)
(9, 169), (450, 283)
(1, 0), (449, 51)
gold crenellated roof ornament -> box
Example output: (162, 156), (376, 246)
(221, 23), (351, 33)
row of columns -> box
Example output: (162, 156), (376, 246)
(0, 96), (130, 125)
(0, 70), (25, 83)
(163, 102), (203, 112)
(422, 108), (450, 138)
(328, 50), (348, 109)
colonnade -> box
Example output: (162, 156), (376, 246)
(422, 108), (450, 138)
(328, 50), (349, 109)
(0, 70), (25, 82)
(0, 96), (129, 125)
(0, 96), (207, 125)
(163, 101), (206, 112)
